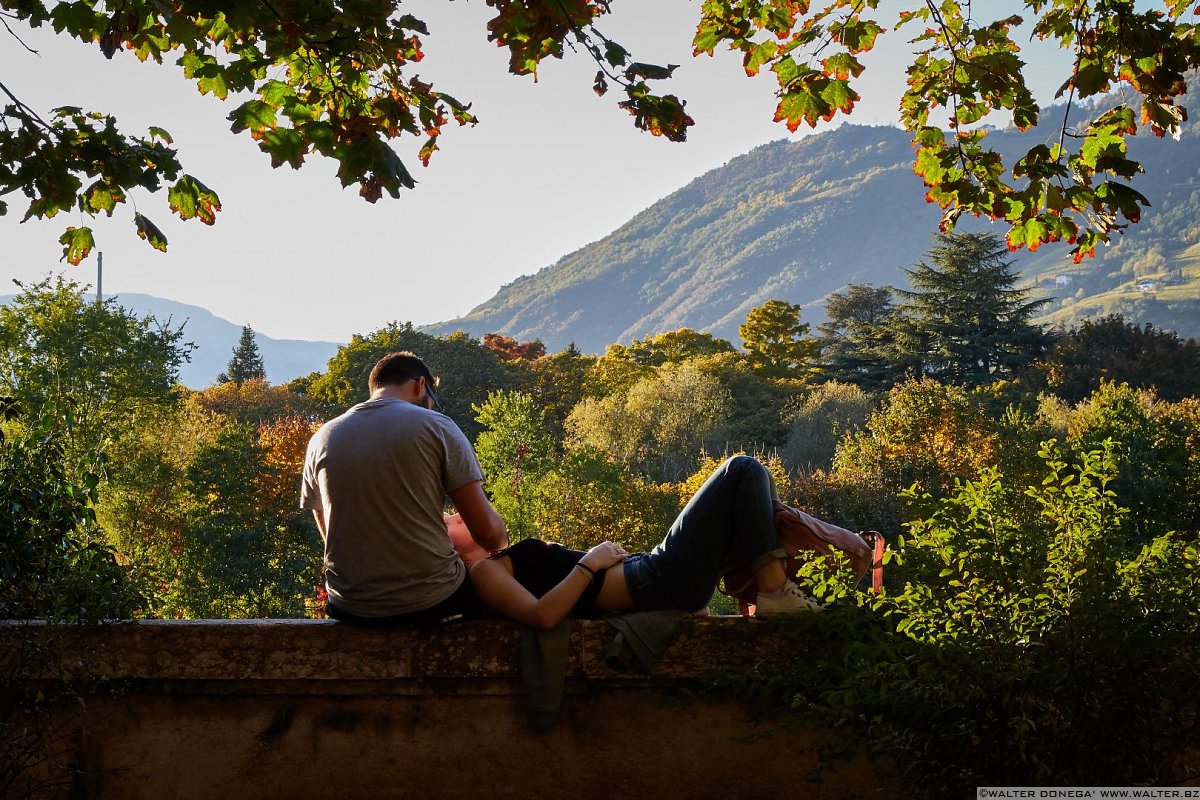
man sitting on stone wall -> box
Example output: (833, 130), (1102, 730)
(301, 352), (508, 626)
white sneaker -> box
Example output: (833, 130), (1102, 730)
(754, 580), (824, 617)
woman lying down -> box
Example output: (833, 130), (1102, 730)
(450, 456), (826, 630)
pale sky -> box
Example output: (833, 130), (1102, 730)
(2, 1), (1068, 342)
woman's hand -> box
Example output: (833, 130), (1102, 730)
(580, 541), (627, 571)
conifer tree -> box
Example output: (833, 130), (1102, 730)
(896, 233), (1051, 385)
(218, 325), (267, 385)
(817, 284), (916, 391)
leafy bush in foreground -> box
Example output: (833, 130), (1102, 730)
(769, 442), (1199, 795)
(0, 398), (140, 621)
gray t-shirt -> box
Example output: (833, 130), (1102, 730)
(300, 397), (485, 617)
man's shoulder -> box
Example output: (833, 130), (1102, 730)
(325, 399), (464, 440)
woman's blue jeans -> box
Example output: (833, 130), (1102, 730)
(623, 455), (786, 611)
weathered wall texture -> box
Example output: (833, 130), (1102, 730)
(2, 618), (897, 799)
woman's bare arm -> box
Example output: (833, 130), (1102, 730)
(469, 542), (626, 630)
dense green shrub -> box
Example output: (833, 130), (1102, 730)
(781, 381), (875, 471)
(164, 423), (321, 618)
(567, 362), (732, 481)
(1028, 315), (1200, 403)
(765, 442), (1199, 795)
(98, 398), (322, 619)
(0, 398), (141, 621)
(527, 448), (681, 555)
(789, 468), (903, 542)
(300, 323), (521, 440)
(0, 278), (189, 462)
(474, 391), (557, 541)
(1064, 381), (1200, 547)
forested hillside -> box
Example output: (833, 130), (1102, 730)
(430, 109), (1200, 351)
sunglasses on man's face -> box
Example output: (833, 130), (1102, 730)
(425, 382), (444, 414)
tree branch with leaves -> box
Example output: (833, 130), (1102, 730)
(4, 0), (1200, 264)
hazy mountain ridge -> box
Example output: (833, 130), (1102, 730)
(428, 113), (1200, 351)
(0, 292), (341, 389)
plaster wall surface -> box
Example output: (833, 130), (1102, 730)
(2, 618), (897, 799)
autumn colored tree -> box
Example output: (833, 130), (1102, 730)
(171, 422), (320, 617)
(217, 325), (266, 385)
(257, 414), (322, 513)
(0, 0), (689, 261)
(832, 377), (1001, 495)
(688, 0), (1200, 259)
(738, 299), (819, 378)
(482, 333), (547, 362)
(604, 329), (737, 368)
(95, 381), (323, 618)
(587, 348), (656, 397)
(6, 1), (1199, 261)
(193, 378), (323, 426)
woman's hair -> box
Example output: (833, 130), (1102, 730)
(368, 351), (438, 393)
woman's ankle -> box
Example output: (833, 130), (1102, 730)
(753, 559), (787, 593)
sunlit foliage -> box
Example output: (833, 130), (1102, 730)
(739, 299), (818, 378)
(8, 0), (1199, 262)
(0, 277), (189, 459)
(567, 362), (732, 480)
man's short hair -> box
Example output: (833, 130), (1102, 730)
(368, 352), (438, 394)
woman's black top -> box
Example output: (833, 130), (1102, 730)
(494, 539), (606, 617)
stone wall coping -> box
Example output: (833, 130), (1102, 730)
(1, 616), (809, 691)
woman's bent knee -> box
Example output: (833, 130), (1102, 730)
(723, 454), (760, 474)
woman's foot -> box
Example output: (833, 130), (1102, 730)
(754, 580), (824, 617)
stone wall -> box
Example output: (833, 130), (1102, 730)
(1, 618), (897, 799)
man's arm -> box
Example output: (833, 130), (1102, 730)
(312, 509), (327, 538)
(449, 481), (508, 552)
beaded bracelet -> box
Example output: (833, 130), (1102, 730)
(574, 562), (596, 581)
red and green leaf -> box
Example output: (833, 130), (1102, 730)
(168, 175), (221, 225)
(58, 226), (95, 265)
(134, 213), (168, 252)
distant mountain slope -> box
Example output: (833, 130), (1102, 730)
(0, 292), (341, 389)
(428, 115), (1200, 351)
(427, 125), (942, 352)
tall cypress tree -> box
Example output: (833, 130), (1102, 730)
(218, 325), (266, 385)
(896, 233), (1051, 386)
